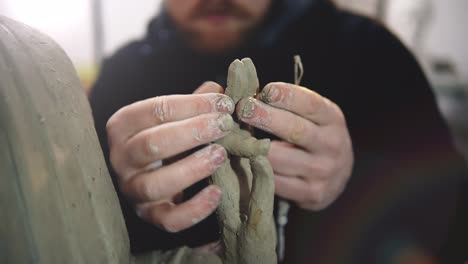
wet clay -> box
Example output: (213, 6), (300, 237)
(211, 58), (277, 264)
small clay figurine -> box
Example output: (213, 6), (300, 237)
(212, 58), (277, 264)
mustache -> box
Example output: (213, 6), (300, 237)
(191, 1), (251, 19)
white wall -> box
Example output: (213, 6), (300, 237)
(334, 0), (468, 82)
(102, 0), (161, 57)
(0, 0), (94, 67)
(0, 0), (162, 68)
(426, 0), (468, 81)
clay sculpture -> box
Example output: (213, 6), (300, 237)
(212, 58), (277, 264)
(0, 16), (276, 264)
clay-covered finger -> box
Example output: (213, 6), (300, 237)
(237, 97), (318, 150)
(121, 113), (234, 170)
(121, 144), (227, 203)
(259, 82), (343, 126)
(136, 185), (222, 232)
(106, 93), (234, 145)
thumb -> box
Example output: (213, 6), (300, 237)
(194, 81), (225, 94)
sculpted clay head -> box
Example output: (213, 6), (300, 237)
(164, 0), (271, 53)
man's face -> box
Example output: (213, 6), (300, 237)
(165, 0), (271, 53)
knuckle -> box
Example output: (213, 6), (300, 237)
(109, 150), (123, 175)
(153, 96), (172, 122)
(106, 108), (124, 130)
(287, 117), (306, 144)
(127, 176), (157, 202)
(323, 129), (348, 157)
(304, 184), (328, 211)
(305, 92), (324, 116)
(177, 162), (202, 184)
(330, 101), (346, 125)
(203, 81), (223, 92)
(303, 161), (320, 175)
(106, 108), (127, 143)
(324, 134), (341, 155)
(141, 132), (159, 158)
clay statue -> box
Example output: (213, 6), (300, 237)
(212, 58), (277, 264)
(0, 16), (276, 264)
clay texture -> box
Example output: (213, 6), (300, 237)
(212, 58), (277, 264)
(0, 16), (275, 264)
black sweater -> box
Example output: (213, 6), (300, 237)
(89, 1), (467, 263)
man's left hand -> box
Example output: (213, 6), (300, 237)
(237, 82), (354, 211)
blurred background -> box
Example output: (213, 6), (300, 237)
(0, 0), (467, 161)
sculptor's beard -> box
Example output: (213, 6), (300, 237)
(189, 0), (253, 21)
(179, 1), (264, 53)
(184, 23), (252, 54)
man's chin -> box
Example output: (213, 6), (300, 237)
(191, 32), (246, 54)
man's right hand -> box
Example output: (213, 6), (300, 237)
(106, 82), (234, 233)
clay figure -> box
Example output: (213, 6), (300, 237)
(212, 58), (277, 264)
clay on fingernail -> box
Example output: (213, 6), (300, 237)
(215, 96), (234, 113)
(210, 146), (226, 166)
(209, 113), (234, 132)
(240, 98), (256, 118)
(201, 186), (222, 206)
(261, 85), (280, 103)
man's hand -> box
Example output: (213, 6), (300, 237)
(237, 82), (354, 210)
(106, 82), (235, 232)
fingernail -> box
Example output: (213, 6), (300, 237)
(215, 95), (234, 113)
(205, 185), (222, 206)
(260, 85), (280, 103)
(240, 98), (256, 118)
(213, 113), (234, 132)
(210, 145), (227, 166)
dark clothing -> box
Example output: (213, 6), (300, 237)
(89, 1), (467, 263)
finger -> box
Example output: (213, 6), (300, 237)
(121, 144), (226, 202)
(258, 82), (342, 126)
(194, 81), (225, 94)
(106, 92), (234, 145)
(237, 97), (318, 150)
(274, 175), (310, 203)
(121, 113), (234, 170)
(136, 184), (222, 233)
(267, 141), (312, 177)
(275, 175), (327, 210)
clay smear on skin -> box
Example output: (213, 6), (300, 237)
(144, 160), (163, 171)
(195, 145), (226, 171)
(192, 114), (232, 142)
(242, 98), (273, 133)
(149, 143), (160, 154)
(204, 94), (234, 113)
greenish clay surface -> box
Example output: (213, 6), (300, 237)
(212, 58), (277, 264)
(0, 15), (275, 264)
